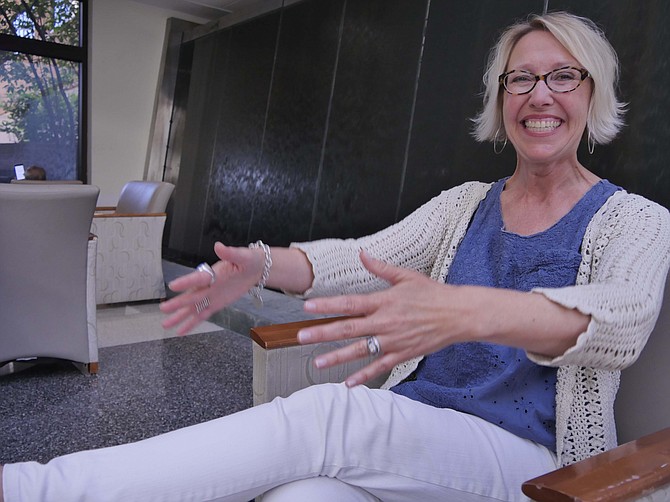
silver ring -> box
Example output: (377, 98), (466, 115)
(196, 262), (216, 285)
(195, 296), (210, 314)
(366, 335), (381, 356)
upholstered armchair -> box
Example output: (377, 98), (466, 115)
(91, 180), (175, 305)
(250, 271), (670, 500)
(0, 184), (100, 374)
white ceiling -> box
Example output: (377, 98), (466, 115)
(131, 0), (264, 22)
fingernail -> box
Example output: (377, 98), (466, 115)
(304, 301), (316, 312)
(297, 329), (311, 343)
(314, 357), (325, 368)
(345, 377), (358, 387)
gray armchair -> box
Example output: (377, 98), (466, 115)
(0, 184), (100, 373)
(91, 180), (175, 304)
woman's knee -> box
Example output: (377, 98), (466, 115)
(260, 477), (379, 502)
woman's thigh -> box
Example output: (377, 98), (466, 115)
(292, 384), (558, 502)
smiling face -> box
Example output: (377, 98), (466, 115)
(502, 30), (592, 168)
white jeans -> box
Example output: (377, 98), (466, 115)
(3, 383), (557, 501)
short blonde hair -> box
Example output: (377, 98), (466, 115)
(472, 11), (626, 145)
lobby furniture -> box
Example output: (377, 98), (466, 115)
(522, 426), (670, 501)
(91, 180), (175, 304)
(251, 316), (386, 406)
(0, 183), (100, 374)
(522, 269), (670, 501)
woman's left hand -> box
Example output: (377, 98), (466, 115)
(297, 250), (471, 387)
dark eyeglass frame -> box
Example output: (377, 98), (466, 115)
(498, 66), (591, 95)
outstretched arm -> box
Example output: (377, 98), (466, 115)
(296, 250), (590, 387)
(160, 242), (313, 335)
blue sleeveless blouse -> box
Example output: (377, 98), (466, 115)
(391, 178), (620, 450)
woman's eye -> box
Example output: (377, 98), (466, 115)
(553, 72), (577, 81)
(511, 74), (534, 84)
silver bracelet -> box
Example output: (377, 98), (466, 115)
(248, 240), (272, 306)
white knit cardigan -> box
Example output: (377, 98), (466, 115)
(291, 181), (670, 466)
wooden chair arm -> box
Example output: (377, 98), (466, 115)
(522, 427), (670, 501)
(250, 316), (352, 349)
(250, 316), (388, 406)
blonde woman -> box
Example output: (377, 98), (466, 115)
(3, 11), (669, 502)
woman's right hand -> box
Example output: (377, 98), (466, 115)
(160, 242), (265, 336)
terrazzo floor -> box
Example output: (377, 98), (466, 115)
(0, 262), (255, 466)
(0, 330), (253, 465)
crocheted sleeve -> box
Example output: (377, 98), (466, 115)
(528, 192), (670, 371)
(289, 182), (490, 298)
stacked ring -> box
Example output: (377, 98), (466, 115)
(195, 297), (210, 314)
(366, 335), (381, 356)
(196, 262), (216, 285)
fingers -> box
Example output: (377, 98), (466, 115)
(163, 307), (208, 336)
(308, 336), (396, 387)
(297, 316), (373, 344)
(214, 241), (247, 265)
(164, 267), (214, 295)
(359, 249), (417, 285)
(314, 338), (401, 387)
(311, 334), (372, 368)
(344, 356), (395, 387)
(161, 242), (260, 336)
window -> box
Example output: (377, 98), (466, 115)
(0, 0), (86, 183)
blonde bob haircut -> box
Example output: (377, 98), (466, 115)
(472, 11), (626, 145)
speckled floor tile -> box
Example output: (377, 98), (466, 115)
(0, 330), (253, 465)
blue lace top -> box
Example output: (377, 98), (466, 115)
(391, 177), (620, 450)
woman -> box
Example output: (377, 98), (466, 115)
(2, 11), (669, 502)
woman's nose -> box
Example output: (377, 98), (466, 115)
(528, 79), (554, 106)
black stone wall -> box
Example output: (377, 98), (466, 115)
(165, 0), (670, 265)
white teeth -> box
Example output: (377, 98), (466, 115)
(524, 119), (561, 132)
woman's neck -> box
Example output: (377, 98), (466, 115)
(500, 161), (601, 235)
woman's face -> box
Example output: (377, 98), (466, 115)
(502, 30), (592, 166)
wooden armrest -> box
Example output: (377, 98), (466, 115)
(522, 427), (670, 501)
(95, 206), (117, 212)
(250, 317), (352, 349)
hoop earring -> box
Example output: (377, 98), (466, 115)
(493, 127), (507, 154)
(587, 130), (595, 155)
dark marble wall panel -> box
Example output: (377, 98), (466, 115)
(165, 0), (670, 266)
(168, 33), (228, 262)
(549, 0), (670, 208)
(400, 0), (543, 219)
(248, 0), (345, 246)
(311, 0), (429, 240)
(200, 12), (281, 262)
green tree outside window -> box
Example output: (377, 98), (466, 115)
(0, 0), (82, 181)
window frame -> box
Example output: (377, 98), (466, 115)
(0, 0), (88, 182)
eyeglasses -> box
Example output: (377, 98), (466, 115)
(498, 66), (590, 95)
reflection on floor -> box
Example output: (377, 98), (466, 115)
(97, 301), (222, 348)
(0, 262), (254, 466)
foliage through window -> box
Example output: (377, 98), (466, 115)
(0, 0), (85, 183)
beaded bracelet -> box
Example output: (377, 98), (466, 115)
(248, 240), (272, 306)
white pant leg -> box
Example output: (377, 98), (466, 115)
(3, 383), (558, 502)
(260, 477), (380, 502)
